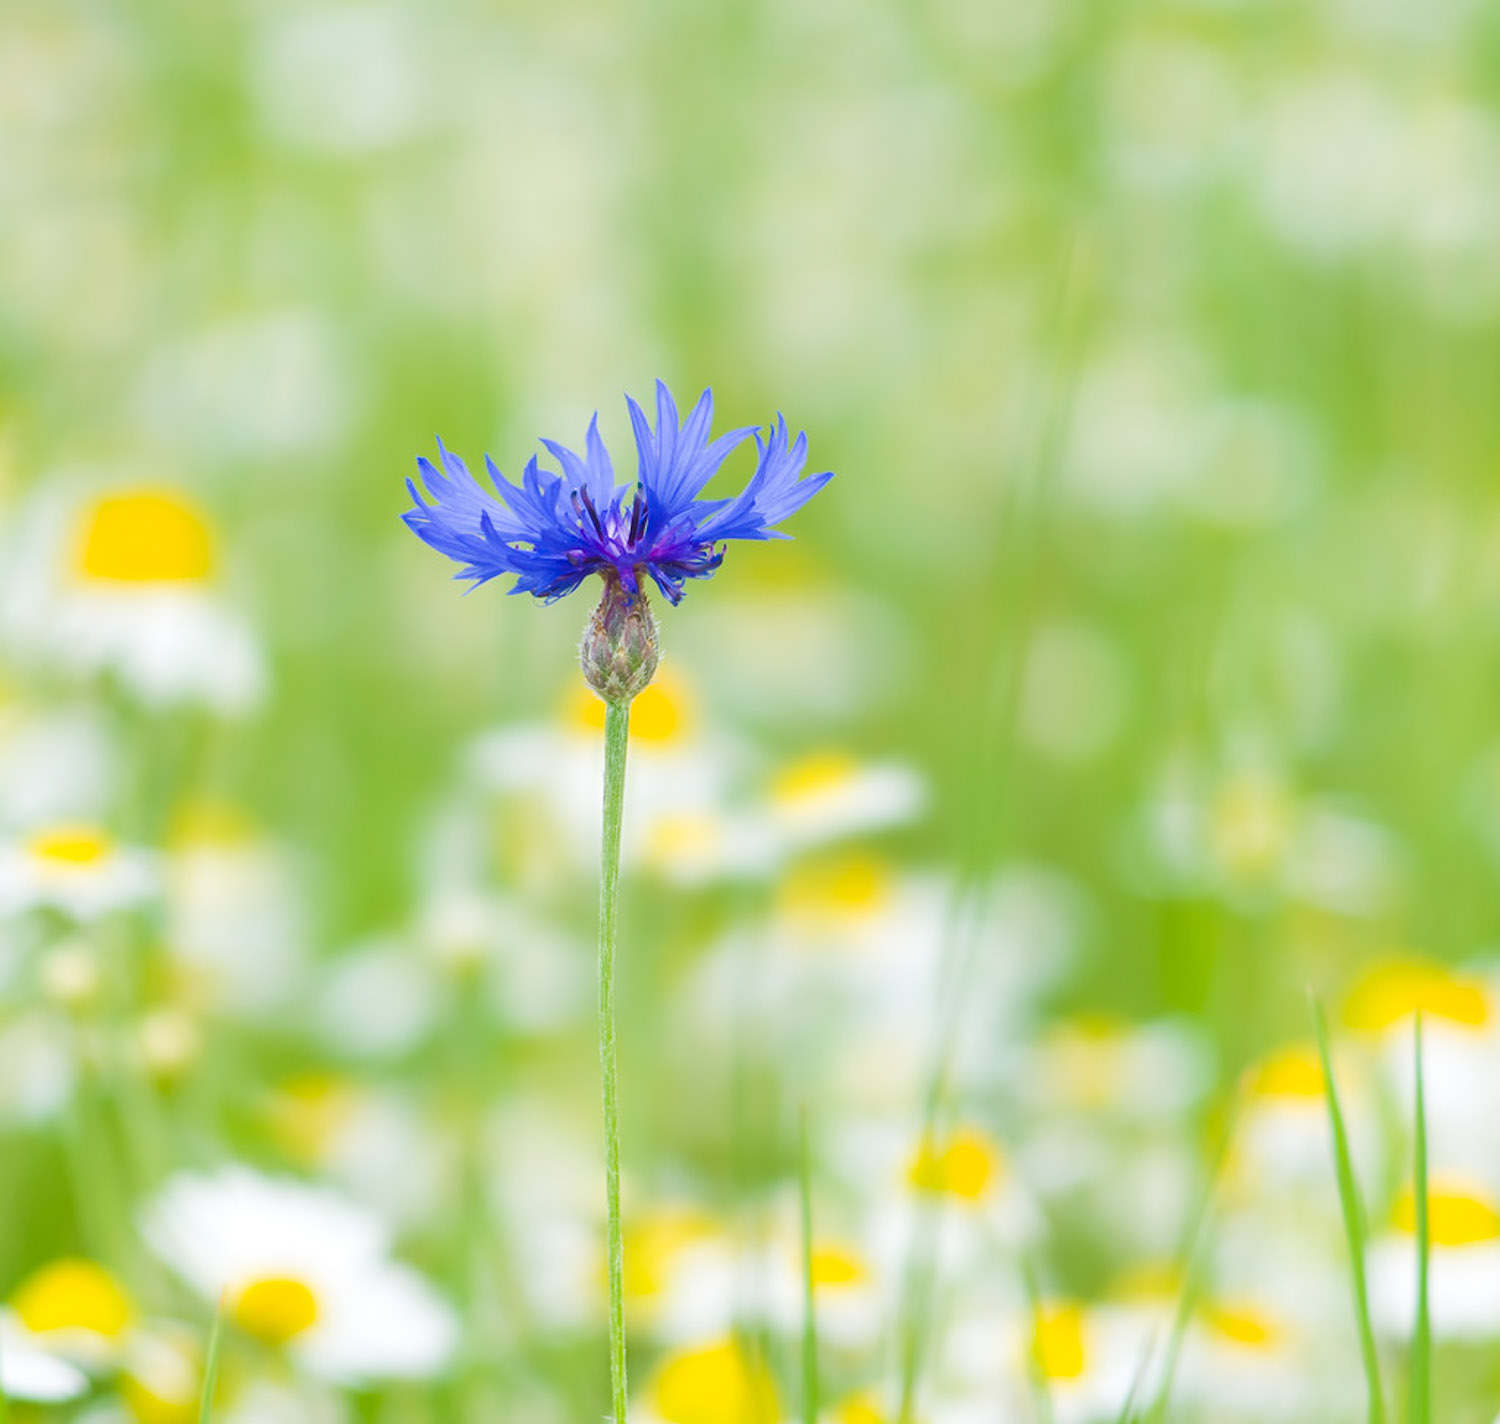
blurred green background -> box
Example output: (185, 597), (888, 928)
(5, 0), (1500, 1420)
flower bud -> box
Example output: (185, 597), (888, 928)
(580, 573), (659, 704)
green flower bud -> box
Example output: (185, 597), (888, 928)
(580, 573), (659, 705)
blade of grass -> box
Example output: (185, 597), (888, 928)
(197, 1296), (226, 1424)
(1312, 996), (1387, 1424)
(1143, 1234), (1205, 1424)
(1113, 1332), (1157, 1424)
(1144, 1094), (1239, 1424)
(799, 1105), (818, 1424)
(1409, 1013), (1430, 1424)
(1019, 1256), (1056, 1424)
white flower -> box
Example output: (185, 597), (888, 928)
(261, 1074), (455, 1230)
(0, 701), (116, 834)
(417, 887), (588, 1032)
(1226, 1042), (1377, 1204)
(164, 804), (308, 1015)
(1017, 1016), (1214, 1125)
(6, 1256), (136, 1369)
(142, 1166), (458, 1383)
(759, 1231), (889, 1351)
(0, 1309), (88, 1402)
(1175, 1297), (1354, 1420)
(134, 311), (353, 460)
(0, 481), (265, 714)
(1255, 73), (1406, 258)
(753, 750), (925, 856)
(457, 668), (749, 884)
(1368, 1177), (1500, 1340)
(316, 938), (440, 1059)
(0, 1014), (74, 1124)
(0, 822), (156, 921)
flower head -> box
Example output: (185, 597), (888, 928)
(403, 382), (832, 605)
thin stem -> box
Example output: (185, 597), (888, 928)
(798, 1105), (818, 1424)
(1312, 997), (1387, 1424)
(598, 699), (632, 1424)
(1410, 1013), (1430, 1424)
(197, 1297), (226, 1424)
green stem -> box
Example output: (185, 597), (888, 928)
(1410, 1013), (1430, 1424)
(197, 1298), (225, 1424)
(798, 1105), (817, 1424)
(599, 699), (631, 1424)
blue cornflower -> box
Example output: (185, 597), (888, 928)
(402, 381), (833, 605)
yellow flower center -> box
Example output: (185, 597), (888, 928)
(119, 1335), (201, 1424)
(645, 813), (722, 868)
(1047, 1017), (1130, 1107)
(27, 824), (114, 866)
(1342, 960), (1490, 1033)
(168, 799), (257, 851)
(770, 752), (859, 806)
(621, 1211), (715, 1302)
(906, 1126), (1001, 1201)
(1032, 1303), (1088, 1381)
(778, 853), (893, 926)
(809, 1243), (869, 1289)
(74, 490), (216, 584)
(230, 1276), (320, 1345)
(1111, 1261), (1183, 1304)
(1245, 1044), (1325, 1100)
(833, 1392), (889, 1424)
(1210, 771), (1293, 881)
(12, 1258), (135, 1338)
(1393, 1182), (1500, 1247)
(263, 1073), (357, 1164)
(122, 1376), (198, 1424)
(1203, 1301), (1281, 1350)
(568, 668), (692, 744)
(650, 1338), (781, 1424)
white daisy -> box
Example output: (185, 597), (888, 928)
(1342, 958), (1500, 1182)
(163, 803), (308, 1016)
(142, 1166), (458, 1383)
(1016, 1016), (1214, 1125)
(261, 1074), (455, 1230)
(1368, 1176), (1500, 1340)
(845, 1118), (1043, 1292)
(417, 887), (588, 1033)
(0, 1308), (89, 1403)
(752, 749), (925, 857)
(1226, 1040), (1379, 1205)
(6, 1256), (136, 1368)
(460, 668), (748, 882)
(760, 1231), (888, 1352)
(315, 937), (440, 1060)
(0, 822), (156, 921)
(1, 480), (265, 713)
(0, 1013), (74, 1124)
(0, 698), (116, 834)
(1175, 1296), (1355, 1420)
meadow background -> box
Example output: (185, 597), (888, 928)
(3, 0), (1500, 1419)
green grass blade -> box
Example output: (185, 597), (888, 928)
(1409, 1013), (1430, 1424)
(1312, 996), (1388, 1424)
(799, 1105), (818, 1424)
(1019, 1256), (1056, 1424)
(1143, 1103), (1237, 1424)
(197, 1296), (226, 1424)
(1113, 1332), (1156, 1424)
(1144, 1245), (1201, 1424)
